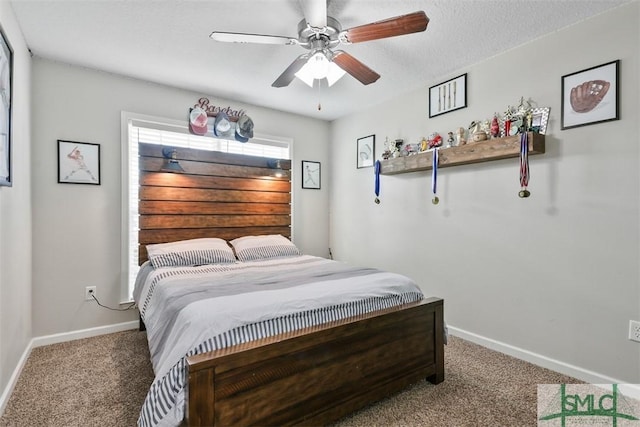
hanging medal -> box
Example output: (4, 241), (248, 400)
(432, 148), (439, 205)
(374, 160), (381, 204)
(518, 132), (531, 198)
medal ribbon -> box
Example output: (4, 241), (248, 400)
(519, 132), (529, 188)
(432, 148), (438, 196)
(374, 160), (381, 203)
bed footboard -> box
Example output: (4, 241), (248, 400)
(185, 297), (444, 426)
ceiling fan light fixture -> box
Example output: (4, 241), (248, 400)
(294, 62), (316, 87)
(295, 51), (346, 87)
(325, 62), (346, 87)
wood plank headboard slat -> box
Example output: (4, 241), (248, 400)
(139, 144), (292, 169)
(138, 143), (292, 265)
(140, 187), (291, 203)
(140, 171), (291, 192)
(139, 214), (292, 229)
(140, 157), (291, 180)
(139, 201), (291, 215)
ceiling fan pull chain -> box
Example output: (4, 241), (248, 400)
(317, 79), (322, 110)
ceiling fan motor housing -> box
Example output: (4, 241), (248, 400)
(297, 16), (342, 50)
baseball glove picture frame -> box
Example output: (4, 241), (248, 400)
(561, 60), (619, 130)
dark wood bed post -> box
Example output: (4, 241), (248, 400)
(427, 300), (445, 384)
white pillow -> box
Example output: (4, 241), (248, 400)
(230, 234), (301, 262)
(147, 238), (236, 268)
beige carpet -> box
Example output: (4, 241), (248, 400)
(0, 331), (578, 426)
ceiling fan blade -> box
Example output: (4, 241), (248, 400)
(300, 0), (327, 28)
(341, 11), (429, 44)
(332, 50), (380, 85)
(272, 54), (310, 87)
(210, 31), (298, 46)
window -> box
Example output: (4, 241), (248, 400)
(120, 112), (291, 301)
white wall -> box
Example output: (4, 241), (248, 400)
(31, 59), (330, 337)
(0, 2), (31, 398)
(330, 3), (640, 383)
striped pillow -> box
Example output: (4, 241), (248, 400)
(147, 238), (237, 268)
(230, 234), (301, 262)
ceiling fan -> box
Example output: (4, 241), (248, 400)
(210, 1), (429, 88)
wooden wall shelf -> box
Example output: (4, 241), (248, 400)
(379, 132), (545, 175)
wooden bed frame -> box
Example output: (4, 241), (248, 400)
(185, 297), (444, 426)
(137, 142), (445, 425)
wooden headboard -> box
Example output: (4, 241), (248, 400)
(138, 143), (291, 264)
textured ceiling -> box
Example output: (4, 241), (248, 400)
(9, 0), (630, 121)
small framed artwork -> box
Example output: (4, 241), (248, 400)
(429, 73), (467, 118)
(357, 134), (375, 169)
(561, 60), (619, 130)
(0, 26), (13, 187)
(530, 107), (550, 135)
(302, 160), (320, 189)
(57, 140), (101, 185)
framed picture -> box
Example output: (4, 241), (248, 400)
(357, 134), (375, 169)
(57, 140), (101, 185)
(429, 73), (467, 118)
(561, 60), (619, 130)
(0, 27), (13, 187)
(530, 107), (550, 135)
(301, 160), (320, 189)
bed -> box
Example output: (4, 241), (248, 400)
(135, 143), (445, 426)
(133, 235), (444, 427)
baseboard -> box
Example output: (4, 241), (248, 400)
(0, 320), (140, 417)
(448, 326), (634, 387)
(0, 338), (34, 416)
(31, 320), (139, 348)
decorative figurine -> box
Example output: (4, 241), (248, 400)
(456, 127), (467, 146)
(387, 139), (400, 158)
(512, 96), (533, 135)
(503, 105), (515, 137)
(469, 121), (487, 142)
(427, 132), (443, 149)
(420, 137), (429, 152)
(516, 96), (532, 116)
(525, 110), (533, 132)
(403, 143), (416, 156)
(446, 131), (455, 147)
(393, 139), (403, 158)
(482, 120), (491, 134)
(490, 115), (500, 138)
(382, 137), (392, 160)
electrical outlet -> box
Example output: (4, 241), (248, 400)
(629, 320), (640, 342)
(85, 286), (96, 301)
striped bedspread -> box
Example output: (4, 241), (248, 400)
(134, 255), (424, 427)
